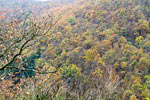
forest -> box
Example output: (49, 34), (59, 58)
(1, 0), (150, 100)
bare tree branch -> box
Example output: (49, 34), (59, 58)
(0, 11), (62, 74)
(0, 34), (37, 70)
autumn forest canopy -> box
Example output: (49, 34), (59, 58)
(1, 0), (150, 100)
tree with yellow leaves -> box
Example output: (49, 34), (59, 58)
(130, 95), (138, 100)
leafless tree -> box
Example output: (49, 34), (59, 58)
(67, 66), (120, 100)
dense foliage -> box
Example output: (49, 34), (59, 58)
(1, 0), (150, 100)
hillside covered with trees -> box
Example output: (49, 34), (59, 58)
(1, 0), (150, 100)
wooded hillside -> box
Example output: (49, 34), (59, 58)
(1, 0), (150, 100)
